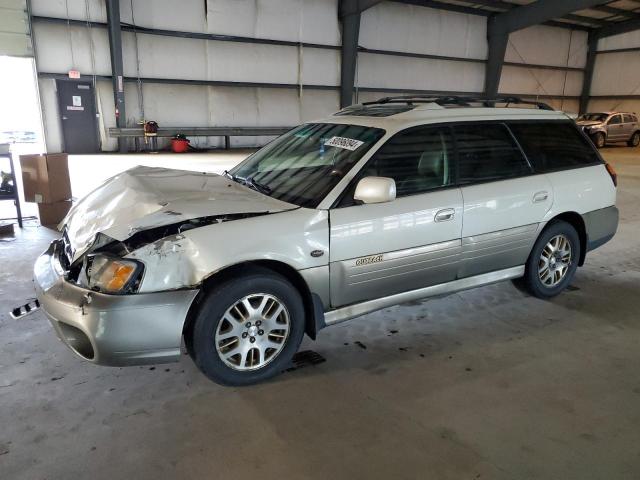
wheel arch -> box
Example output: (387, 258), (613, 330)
(182, 260), (324, 354)
(545, 211), (587, 266)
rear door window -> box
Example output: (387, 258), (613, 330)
(623, 114), (635, 123)
(453, 124), (531, 184)
(508, 121), (601, 172)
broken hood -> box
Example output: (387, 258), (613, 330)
(61, 166), (297, 261)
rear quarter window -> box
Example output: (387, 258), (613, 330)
(507, 121), (601, 173)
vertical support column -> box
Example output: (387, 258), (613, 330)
(340, 1), (361, 108)
(484, 17), (508, 98)
(580, 32), (598, 115)
(106, 0), (127, 152)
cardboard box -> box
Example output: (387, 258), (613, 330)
(38, 200), (72, 227)
(20, 153), (71, 203)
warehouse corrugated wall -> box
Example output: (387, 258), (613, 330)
(0, 0), (32, 57)
(31, 0), (604, 153)
(590, 30), (640, 114)
(32, 0), (342, 152)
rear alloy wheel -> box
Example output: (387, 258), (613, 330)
(190, 269), (305, 386)
(521, 221), (581, 299)
(592, 132), (606, 149)
(628, 132), (640, 147)
(538, 234), (572, 287)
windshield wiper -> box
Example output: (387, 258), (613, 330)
(236, 175), (272, 195)
(222, 170), (236, 181)
(245, 176), (272, 195)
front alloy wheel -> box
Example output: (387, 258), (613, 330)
(190, 268), (305, 386)
(215, 293), (290, 371)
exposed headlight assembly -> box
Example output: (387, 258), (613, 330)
(87, 255), (143, 294)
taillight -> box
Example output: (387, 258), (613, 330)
(605, 163), (617, 187)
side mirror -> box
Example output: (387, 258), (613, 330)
(354, 176), (396, 204)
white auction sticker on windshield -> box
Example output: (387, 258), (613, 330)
(324, 136), (364, 151)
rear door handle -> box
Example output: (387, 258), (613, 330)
(435, 208), (455, 222)
(533, 191), (549, 203)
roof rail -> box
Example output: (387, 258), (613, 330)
(361, 95), (554, 111)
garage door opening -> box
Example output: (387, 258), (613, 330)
(0, 55), (44, 222)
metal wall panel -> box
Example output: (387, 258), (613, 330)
(505, 25), (588, 68)
(588, 98), (640, 114)
(117, 0), (341, 45)
(33, 22), (111, 75)
(590, 51), (640, 96)
(598, 30), (640, 51)
(357, 52), (485, 93)
(122, 83), (339, 148)
(205, 0), (340, 45)
(37, 78), (63, 152)
(499, 66), (584, 97)
(0, 0), (31, 56)
(359, 2), (487, 60)
(30, 0), (106, 22)
(544, 98), (580, 113)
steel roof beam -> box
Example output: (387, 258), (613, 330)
(490, 0), (610, 35)
(394, 0), (592, 30)
(457, 0), (607, 27)
(594, 15), (640, 38)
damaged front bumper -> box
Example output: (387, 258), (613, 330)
(33, 241), (199, 366)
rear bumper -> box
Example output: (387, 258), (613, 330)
(34, 241), (199, 366)
(584, 205), (619, 252)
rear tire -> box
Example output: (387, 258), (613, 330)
(592, 132), (606, 149)
(521, 221), (581, 299)
(628, 131), (640, 147)
(189, 268), (305, 386)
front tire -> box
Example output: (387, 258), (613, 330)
(592, 132), (606, 149)
(628, 131), (640, 147)
(190, 269), (305, 386)
(521, 221), (581, 299)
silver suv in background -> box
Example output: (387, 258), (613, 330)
(577, 112), (640, 148)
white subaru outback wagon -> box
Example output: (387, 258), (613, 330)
(34, 96), (619, 386)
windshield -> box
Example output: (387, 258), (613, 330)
(578, 113), (607, 122)
(230, 123), (385, 208)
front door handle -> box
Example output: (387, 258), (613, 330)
(435, 208), (455, 222)
(533, 191), (549, 203)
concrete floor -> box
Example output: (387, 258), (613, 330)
(1, 148), (640, 479)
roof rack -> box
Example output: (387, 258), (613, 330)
(361, 95), (554, 111)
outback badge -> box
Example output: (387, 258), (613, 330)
(355, 254), (383, 266)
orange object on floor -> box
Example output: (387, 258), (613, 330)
(171, 138), (190, 153)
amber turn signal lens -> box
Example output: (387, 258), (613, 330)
(605, 163), (617, 187)
(105, 264), (136, 291)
